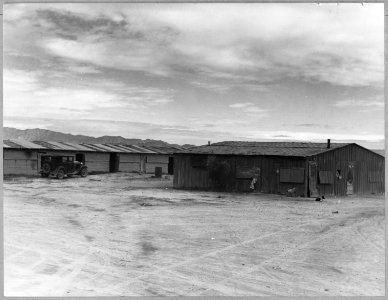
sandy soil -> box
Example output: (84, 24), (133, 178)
(3, 173), (385, 296)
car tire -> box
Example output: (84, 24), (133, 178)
(57, 168), (65, 179)
(80, 167), (88, 177)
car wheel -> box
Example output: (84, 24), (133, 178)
(80, 167), (88, 177)
(42, 162), (51, 173)
(57, 168), (65, 179)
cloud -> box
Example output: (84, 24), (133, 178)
(333, 99), (384, 108)
(4, 3), (383, 89)
(3, 68), (175, 121)
(229, 102), (269, 115)
(242, 130), (384, 143)
(294, 123), (332, 129)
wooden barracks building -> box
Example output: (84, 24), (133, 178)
(173, 140), (385, 197)
(3, 139), (181, 176)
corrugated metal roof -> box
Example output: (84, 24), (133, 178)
(136, 145), (166, 154)
(3, 140), (21, 148)
(42, 141), (80, 151)
(3, 139), (194, 155)
(143, 145), (183, 154)
(6, 139), (46, 149)
(58, 142), (96, 152)
(33, 141), (62, 150)
(103, 144), (130, 152)
(81, 143), (111, 152)
(124, 144), (157, 154)
(94, 143), (127, 152)
(107, 144), (137, 153)
(177, 141), (352, 157)
(116, 144), (139, 153)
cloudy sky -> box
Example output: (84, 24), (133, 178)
(3, 3), (384, 147)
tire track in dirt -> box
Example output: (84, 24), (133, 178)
(352, 223), (384, 252)
(196, 218), (377, 295)
(105, 222), (311, 292)
(42, 248), (94, 295)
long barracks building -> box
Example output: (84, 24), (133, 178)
(3, 139), (182, 176)
(173, 140), (385, 197)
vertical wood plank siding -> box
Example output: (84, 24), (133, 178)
(173, 154), (306, 195)
(310, 144), (384, 195)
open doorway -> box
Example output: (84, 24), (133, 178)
(75, 153), (85, 164)
(109, 153), (120, 172)
(168, 157), (174, 175)
(346, 162), (355, 195)
(308, 161), (319, 197)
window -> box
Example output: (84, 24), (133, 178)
(279, 168), (304, 183)
(68, 156), (74, 162)
(191, 155), (207, 169)
(319, 171), (334, 184)
(368, 171), (381, 183)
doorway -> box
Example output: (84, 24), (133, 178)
(308, 161), (319, 197)
(109, 153), (120, 172)
(346, 162), (355, 195)
(168, 157), (174, 175)
(75, 153), (85, 164)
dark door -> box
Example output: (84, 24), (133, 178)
(308, 161), (319, 197)
(346, 161), (355, 195)
(109, 153), (120, 172)
(75, 153), (85, 164)
(168, 157), (174, 175)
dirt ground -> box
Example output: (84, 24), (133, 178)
(3, 172), (385, 296)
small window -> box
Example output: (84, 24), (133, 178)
(319, 171), (334, 184)
(368, 171), (381, 183)
(280, 168), (304, 183)
(191, 155), (207, 169)
(62, 157), (67, 162)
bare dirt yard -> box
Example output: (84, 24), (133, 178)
(4, 173), (385, 296)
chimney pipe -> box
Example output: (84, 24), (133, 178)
(208, 141), (211, 146)
(327, 139), (331, 149)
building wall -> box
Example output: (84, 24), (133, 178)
(173, 154), (307, 195)
(4, 149), (39, 175)
(84, 152), (110, 173)
(145, 154), (169, 174)
(119, 153), (141, 172)
(310, 144), (384, 196)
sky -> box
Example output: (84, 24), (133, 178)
(3, 3), (385, 148)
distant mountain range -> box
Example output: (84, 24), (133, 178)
(3, 127), (195, 149)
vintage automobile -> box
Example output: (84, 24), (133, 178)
(40, 155), (88, 179)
